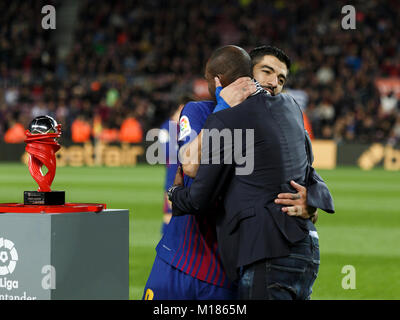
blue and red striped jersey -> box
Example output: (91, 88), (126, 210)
(156, 101), (232, 288)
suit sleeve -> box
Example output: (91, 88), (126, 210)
(171, 113), (232, 216)
(305, 130), (335, 213)
(307, 168), (335, 213)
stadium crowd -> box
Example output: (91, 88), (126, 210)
(1, 0), (399, 144)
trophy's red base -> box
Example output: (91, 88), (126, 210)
(0, 203), (106, 213)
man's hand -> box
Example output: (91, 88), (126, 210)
(216, 77), (256, 107)
(173, 165), (184, 186)
(274, 180), (318, 223)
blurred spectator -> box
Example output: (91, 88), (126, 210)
(119, 115), (143, 143)
(316, 99), (335, 126)
(4, 120), (25, 144)
(71, 116), (92, 143)
(4, 87), (19, 106)
(316, 65), (335, 85)
(380, 91), (398, 116)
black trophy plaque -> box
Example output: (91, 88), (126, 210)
(24, 191), (65, 205)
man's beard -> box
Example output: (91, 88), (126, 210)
(262, 86), (276, 96)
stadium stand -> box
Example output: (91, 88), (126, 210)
(1, 0), (399, 144)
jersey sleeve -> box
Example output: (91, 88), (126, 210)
(213, 86), (231, 113)
(178, 102), (204, 147)
(159, 121), (171, 160)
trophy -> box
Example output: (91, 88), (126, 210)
(0, 115), (105, 213)
(23, 115), (65, 205)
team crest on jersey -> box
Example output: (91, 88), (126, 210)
(178, 115), (191, 141)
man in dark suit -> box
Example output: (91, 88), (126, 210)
(168, 45), (334, 299)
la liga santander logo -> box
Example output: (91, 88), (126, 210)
(0, 238), (18, 276)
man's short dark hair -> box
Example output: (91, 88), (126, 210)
(207, 45), (252, 86)
(249, 45), (291, 71)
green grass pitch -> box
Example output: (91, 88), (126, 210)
(0, 163), (399, 300)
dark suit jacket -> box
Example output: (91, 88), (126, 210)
(171, 92), (334, 281)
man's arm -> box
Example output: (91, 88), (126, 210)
(213, 77), (256, 112)
(180, 130), (202, 178)
(181, 77), (255, 178)
(306, 168), (335, 214)
(177, 100), (211, 178)
(275, 180), (318, 221)
(181, 132), (321, 221)
(171, 114), (232, 216)
(181, 129), (320, 223)
(275, 131), (335, 219)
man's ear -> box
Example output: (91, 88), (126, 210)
(217, 74), (229, 87)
